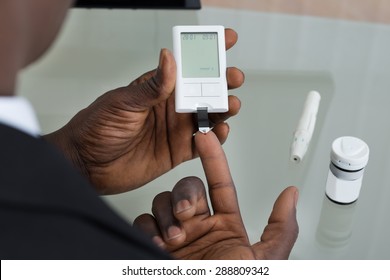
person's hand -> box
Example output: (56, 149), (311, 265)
(133, 131), (299, 260)
(44, 29), (244, 194)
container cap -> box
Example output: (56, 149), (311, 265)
(330, 136), (369, 171)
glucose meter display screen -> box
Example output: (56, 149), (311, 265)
(181, 32), (220, 78)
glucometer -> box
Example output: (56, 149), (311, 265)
(173, 25), (228, 133)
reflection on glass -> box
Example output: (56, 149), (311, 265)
(316, 195), (357, 248)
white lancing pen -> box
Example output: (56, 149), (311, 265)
(290, 90), (321, 163)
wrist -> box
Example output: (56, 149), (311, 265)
(43, 124), (89, 179)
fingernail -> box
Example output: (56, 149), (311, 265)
(158, 48), (165, 70)
(294, 189), (299, 207)
(167, 226), (182, 240)
(225, 122), (230, 132)
(176, 199), (192, 214)
(152, 236), (165, 248)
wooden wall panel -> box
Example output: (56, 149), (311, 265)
(203, 0), (390, 24)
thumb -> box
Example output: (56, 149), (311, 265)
(124, 48), (176, 110)
(252, 186), (299, 259)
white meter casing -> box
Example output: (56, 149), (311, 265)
(173, 25), (228, 113)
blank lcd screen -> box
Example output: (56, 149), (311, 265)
(181, 32), (220, 78)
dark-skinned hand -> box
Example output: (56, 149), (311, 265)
(134, 131), (299, 260)
(44, 29), (244, 194)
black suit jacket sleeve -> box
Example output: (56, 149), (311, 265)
(0, 124), (170, 259)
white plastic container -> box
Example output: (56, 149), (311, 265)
(325, 136), (369, 204)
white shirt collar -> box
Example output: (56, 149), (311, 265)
(0, 96), (41, 137)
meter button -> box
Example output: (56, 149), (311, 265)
(202, 83), (221, 97)
(183, 83), (201, 96)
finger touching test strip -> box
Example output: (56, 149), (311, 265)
(290, 91), (321, 163)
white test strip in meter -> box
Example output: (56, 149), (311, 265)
(173, 25), (228, 113)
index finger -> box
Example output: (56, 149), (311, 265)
(194, 131), (240, 214)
